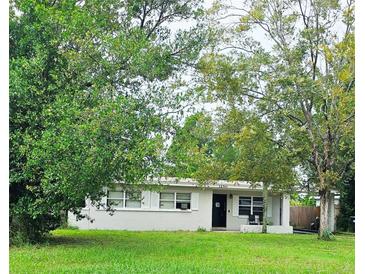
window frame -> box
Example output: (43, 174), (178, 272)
(159, 192), (176, 209)
(238, 196), (263, 216)
(125, 191), (142, 208)
(159, 192), (191, 210)
(107, 190), (141, 209)
(252, 196), (264, 216)
(238, 196), (252, 216)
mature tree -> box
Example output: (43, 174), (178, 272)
(208, 109), (297, 233)
(165, 112), (214, 178)
(10, 0), (207, 243)
(199, 0), (354, 238)
(167, 110), (297, 232)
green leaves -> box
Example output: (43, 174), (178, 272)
(165, 112), (214, 179)
(28, 95), (164, 206)
(10, 0), (207, 242)
(166, 110), (297, 193)
(202, 0), (354, 189)
(200, 0), (354, 235)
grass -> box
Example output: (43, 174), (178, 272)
(10, 229), (354, 273)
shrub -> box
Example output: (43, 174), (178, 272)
(9, 212), (59, 246)
(319, 229), (335, 241)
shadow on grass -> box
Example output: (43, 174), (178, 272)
(47, 236), (98, 246)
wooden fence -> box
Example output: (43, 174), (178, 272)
(290, 206), (320, 229)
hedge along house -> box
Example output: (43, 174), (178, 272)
(68, 177), (293, 233)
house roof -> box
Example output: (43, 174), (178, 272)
(314, 193), (340, 200)
(144, 177), (265, 191)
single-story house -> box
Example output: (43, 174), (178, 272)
(68, 177), (293, 233)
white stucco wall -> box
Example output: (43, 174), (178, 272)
(281, 195), (290, 226)
(68, 185), (289, 231)
(328, 193), (336, 232)
(69, 187), (213, 231)
(212, 190), (282, 230)
(271, 195), (281, 225)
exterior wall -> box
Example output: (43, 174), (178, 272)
(211, 190), (283, 231)
(69, 187), (213, 231)
(68, 185), (290, 232)
(281, 195), (290, 226)
(271, 195), (281, 225)
(328, 193), (335, 232)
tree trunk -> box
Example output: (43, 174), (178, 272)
(262, 183), (268, 233)
(60, 210), (68, 228)
(319, 190), (330, 238)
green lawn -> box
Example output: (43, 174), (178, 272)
(10, 229), (354, 273)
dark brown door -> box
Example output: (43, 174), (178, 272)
(212, 194), (227, 227)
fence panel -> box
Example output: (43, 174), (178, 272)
(290, 206), (320, 229)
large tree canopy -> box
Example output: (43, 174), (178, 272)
(198, 0), (354, 237)
(10, 0), (207, 243)
(165, 112), (215, 178)
(166, 109), (298, 232)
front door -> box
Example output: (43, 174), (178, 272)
(212, 194), (227, 227)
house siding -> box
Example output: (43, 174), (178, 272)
(211, 190), (281, 230)
(69, 187), (213, 231)
(271, 195), (281, 225)
(68, 184), (286, 231)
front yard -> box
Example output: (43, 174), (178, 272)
(10, 229), (354, 273)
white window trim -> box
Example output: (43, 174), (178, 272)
(238, 196), (263, 216)
(159, 192), (191, 210)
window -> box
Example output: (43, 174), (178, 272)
(107, 191), (124, 207)
(159, 192), (191, 210)
(107, 190), (141, 208)
(239, 196), (251, 215)
(253, 197), (263, 215)
(238, 196), (263, 216)
(159, 193), (175, 209)
(126, 192), (142, 208)
(176, 193), (191, 210)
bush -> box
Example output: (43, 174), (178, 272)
(319, 229), (335, 241)
(197, 227), (207, 232)
(290, 193), (316, 207)
(9, 210), (60, 246)
(9, 229), (30, 247)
